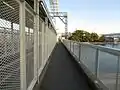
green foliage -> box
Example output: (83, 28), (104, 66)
(68, 30), (105, 42)
(98, 35), (105, 42)
(90, 33), (99, 42)
(68, 30), (90, 42)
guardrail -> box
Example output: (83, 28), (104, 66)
(63, 39), (120, 90)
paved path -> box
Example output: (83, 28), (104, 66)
(40, 43), (93, 90)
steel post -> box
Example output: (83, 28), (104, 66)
(19, 1), (26, 90)
(34, 0), (39, 83)
(73, 42), (74, 53)
(70, 41), (71, 51)
(95, 49), (99, 77)
(79, 44), (81, 61)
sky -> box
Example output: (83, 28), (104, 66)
(47, 0), (120, 34)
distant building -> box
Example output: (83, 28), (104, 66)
(57, 32), (72, 41)
(104, 37), (114, 42)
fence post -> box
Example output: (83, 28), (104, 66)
(115, 56), (120, 90)
(20, 1), (27, 90)
(37, 0), (40, 83)
(79, 44), (81, 61)
(34, 0), (39, 82)
(95, 49), (99, 77)
(73, 42), (74, 53)
(41, 21), (44, 68)
(44, 17), (48, 63)
(70, 41), (71, 51)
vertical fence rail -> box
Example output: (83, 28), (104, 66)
(79, 44), (81, 61)
(33, 0), (39, 84)
(73, 42), (74, 53)
(20, 1), (26, 90)
(70, 40), (71, 51)
(36, 0), (40, 83)
(95, 49), (99, 77)
(41, 21), (44, 68)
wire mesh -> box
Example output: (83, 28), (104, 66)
(80, 45), (96, 74)
(73, 43), (79, 59)
(0, 0), (20, 90)
(25, 8), (34, 87)
(0, 0), (57, 89)
(98, 51), (118, 90)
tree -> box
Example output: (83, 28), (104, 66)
(90, 33), (99, 42)
(68, 30), (103, 42)
(82, 31), (91, 42)
(68, 30), (91, 42)
(98, 35), (105, 42)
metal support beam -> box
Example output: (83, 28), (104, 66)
(36, 0), (40, 83)
(19, 1), (26, 90)
(44, 17), (48, 63)
(50, 12), (68, 38)
(41, 21), (45, 67)
(34, 0), (39, 83)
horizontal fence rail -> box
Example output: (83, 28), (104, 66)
(0, 0), (57, 90)
(63, 40), (120, 90)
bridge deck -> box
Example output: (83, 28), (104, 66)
(38, 43), (94, 90)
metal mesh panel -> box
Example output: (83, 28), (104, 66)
(25, 9), (34, 87)
(98, 51), (117, 90)
(74, 43), (79, 58)
(80, 45), (96, 74)
(0, 0), (20, 90)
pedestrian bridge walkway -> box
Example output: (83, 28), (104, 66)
(38, 43), (94, 90)
(0, 0), (120, 90)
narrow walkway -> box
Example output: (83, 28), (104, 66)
(40, 43), (93, 90)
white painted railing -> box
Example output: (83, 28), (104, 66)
(63, 39), (120, 90)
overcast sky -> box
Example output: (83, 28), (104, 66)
(47, 0), (120, 34)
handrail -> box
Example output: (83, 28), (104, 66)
(63, 39), (120, 90)
(66, 40), (120, 56)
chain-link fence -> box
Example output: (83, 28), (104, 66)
(0, 0), (57, 90)
(25, 8), (35, 88)
(0, 0), (20, 90)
